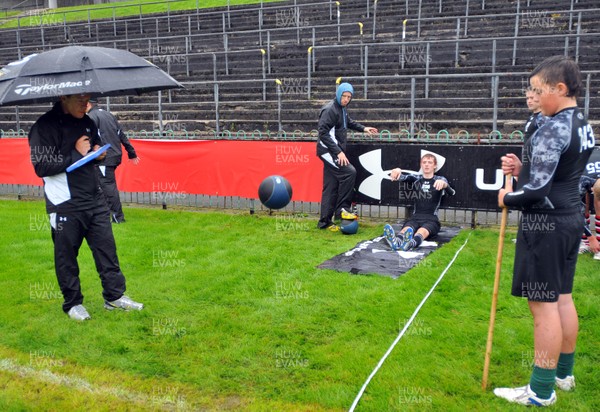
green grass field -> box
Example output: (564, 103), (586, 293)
(0, 198), (598, 411)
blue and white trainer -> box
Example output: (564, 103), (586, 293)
(383, 224), (400, 251)
(493, 384), (556, 406)
(400, 227), (414, 251)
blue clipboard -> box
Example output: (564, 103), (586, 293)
(66, 144), (111, 173)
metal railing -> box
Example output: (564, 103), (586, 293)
(371, 0), (591, 39)
(0, 182), (520, 227)
(308, 32), (600, 98)
(1, 0), (298, 28)
(0, 126), (528, 143)
(1, 0), (340, 58)
(3, 68), (598, 138)
(338, 71), (598, 133)
(5, 1), (597, 62)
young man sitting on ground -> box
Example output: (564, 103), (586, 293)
(383, 153), (455, 251)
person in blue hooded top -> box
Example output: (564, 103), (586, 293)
(316, 82), (378, 231)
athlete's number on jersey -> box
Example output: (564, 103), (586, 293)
(579, 125), (595, 152)
(587, 161), (600, 175)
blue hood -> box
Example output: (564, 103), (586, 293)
(336, 82), (354, 105)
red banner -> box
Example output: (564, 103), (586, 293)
(0, 138), (41, 186)
(0, 138), (324, 202)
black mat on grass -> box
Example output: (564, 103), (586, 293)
(317, 226), (462, 279)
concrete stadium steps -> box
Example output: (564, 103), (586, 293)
(365, 1), (600, 39)
(1, 0), (599, 135)
(2, 1), (594, 64)
(4, 97), (600, 136)
(6, 0), (596, 60)
(3, 90), (600, 134)
(1, 1), (342, 58)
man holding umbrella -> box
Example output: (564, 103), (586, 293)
(28, 93), (144, 321)
(0, 45), (181, 320)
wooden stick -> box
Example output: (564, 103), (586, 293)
(482, 174), (513, 390)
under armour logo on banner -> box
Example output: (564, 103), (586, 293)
(357, 149), (446, 200)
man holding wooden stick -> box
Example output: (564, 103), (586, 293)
(494, 56), (595, 406)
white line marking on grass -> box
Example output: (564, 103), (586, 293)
(348, 232), (471, 412)
(0, 357), (188, 409)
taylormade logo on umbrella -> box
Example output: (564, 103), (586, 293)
(0, 46), (182, 105)
(14, 79), (92, 96)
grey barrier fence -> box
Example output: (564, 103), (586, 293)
(0, 183), (521, 228)
(1, 127), (527, 143)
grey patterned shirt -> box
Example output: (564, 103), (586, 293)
(505, 107), (595, 212)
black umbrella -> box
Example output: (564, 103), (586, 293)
(0, 45), (183, 105)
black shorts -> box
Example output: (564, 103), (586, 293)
(512, 212), (582, 302)
(402, 215), (441, 238)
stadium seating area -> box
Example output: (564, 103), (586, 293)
(0, 0), (599, 138)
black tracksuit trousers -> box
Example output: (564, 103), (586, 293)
(318, 158), (356, 228)
(99, 165), (125, 222)
(50, 204), (126, 312)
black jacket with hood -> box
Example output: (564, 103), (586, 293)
(29, 101), (104, 214)
(87, 105), (137, 167)
(317, 83), (365, 159)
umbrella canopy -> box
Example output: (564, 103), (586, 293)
(0, 45), (183, 105)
